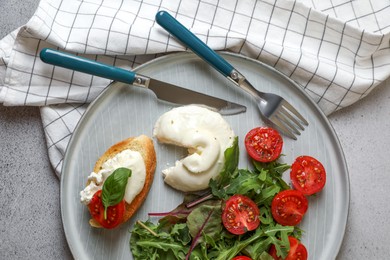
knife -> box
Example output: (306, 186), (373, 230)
(39, 48), (246, 115)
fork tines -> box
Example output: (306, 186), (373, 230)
(272, 101), (309, 140)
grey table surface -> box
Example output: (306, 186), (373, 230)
(1, 1), (390, 259)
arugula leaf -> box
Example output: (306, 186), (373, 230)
(171, 223), (192, 246)
(130, 220), (190, 260)
(253, 160), (291, 190)
(215, 223), (294, 260)
(101, 167), (131, 219)
(209, 179), (228, 200)
(225, 169), (261, 195)
(258, 251), (276, 260)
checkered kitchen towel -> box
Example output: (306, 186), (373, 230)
(1, 0), (389, 176)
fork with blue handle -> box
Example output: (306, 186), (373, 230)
(155, 11), (308, 140)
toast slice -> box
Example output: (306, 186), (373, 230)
(89, 135), (156, 228)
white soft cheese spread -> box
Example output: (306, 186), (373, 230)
(153, 105), (235, 192)
(80, 149), (146, 205)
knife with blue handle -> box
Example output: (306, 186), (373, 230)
(39, 48), (246, 115)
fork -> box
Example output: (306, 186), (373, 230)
(156, 11), (308, 140)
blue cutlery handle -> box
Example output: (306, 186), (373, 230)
(156, 11), (234, 77)
(39, 48), (136, 84)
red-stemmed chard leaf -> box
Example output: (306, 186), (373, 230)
(186, 204), (223, 259)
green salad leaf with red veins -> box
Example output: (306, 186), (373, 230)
(130, 137), (302, 260)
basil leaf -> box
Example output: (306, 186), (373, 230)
(102, 167), (132, 219)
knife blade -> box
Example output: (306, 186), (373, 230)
(39, 48), (246, 115)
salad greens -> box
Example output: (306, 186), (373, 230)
(130, 137), (300, 259)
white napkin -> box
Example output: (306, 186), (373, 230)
(1, 0), (389, 176)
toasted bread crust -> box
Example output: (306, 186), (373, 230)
(89, 135), (156, 227)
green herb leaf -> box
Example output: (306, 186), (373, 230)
(259, 251), (276, 260)
(101, 167), (131, 219)
(186, 205), (221, 259)
(187, 203), (222, 243)
(218, 137), (239, 186)
(130, 220), (190, 259)
(209, 179), (227, 200)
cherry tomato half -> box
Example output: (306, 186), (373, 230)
(290, 155), (326, 195)
(232, 256), (252, 260)
(222, 195), (260, 235)
(244, 127), (283, 162)
(88, 190), (125, 229)
(269, 236), (308, 260)
(271, 190), (308, 226)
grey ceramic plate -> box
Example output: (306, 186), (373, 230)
(61, 52), (349, 260)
